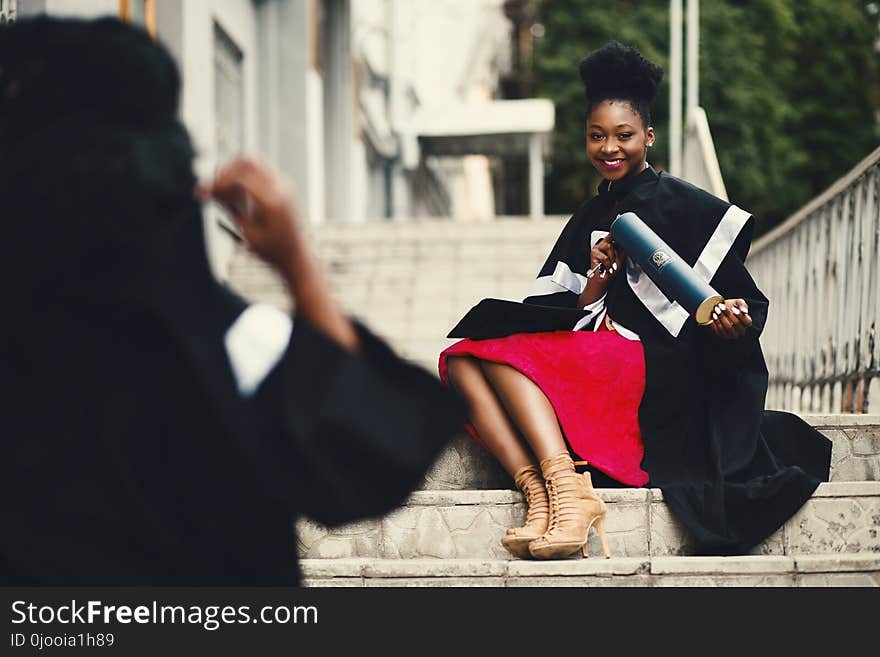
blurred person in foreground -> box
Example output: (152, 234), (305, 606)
(0, 16), (464, 586)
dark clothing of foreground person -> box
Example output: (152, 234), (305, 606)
(0, 17), (464, 585)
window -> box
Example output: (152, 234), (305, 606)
(213, 22), (244, 166)
(119, 0), (156, 38)
(0, 0), (17, 24)
(212, 22), (245, 238)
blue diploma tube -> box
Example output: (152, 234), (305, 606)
(610, 211), (723, 326)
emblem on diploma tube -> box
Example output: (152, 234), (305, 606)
(651, 250), (672, 269)
(610, 212), (723, 326)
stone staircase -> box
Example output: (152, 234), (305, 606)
(226, 218), (567, 371)
(226, 219), (880, 587)
(298, 415), (880, 586)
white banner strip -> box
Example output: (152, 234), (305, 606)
(693, 205), (751, 283)
(527, 260), (587, 297)
(625, 205), (751, 338)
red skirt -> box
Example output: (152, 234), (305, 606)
(438, 327), (649, 486)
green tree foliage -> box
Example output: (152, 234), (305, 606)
(532, 0), (880, 233)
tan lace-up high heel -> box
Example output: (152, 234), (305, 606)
(528, 452), (611, 560)
(500, 464), (550, 559)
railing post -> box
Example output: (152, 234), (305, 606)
(529, 132), (544, 221)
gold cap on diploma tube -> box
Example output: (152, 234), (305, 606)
(696, 294), (725, 326)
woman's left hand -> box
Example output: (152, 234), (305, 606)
(707, 298), (752, 340)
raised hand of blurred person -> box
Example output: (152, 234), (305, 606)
(197, 158), (358, 350)
(197, 158), (302, 275)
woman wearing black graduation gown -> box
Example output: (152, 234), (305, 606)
(440, 42), (831, 558)
(0, 17), (464, 585)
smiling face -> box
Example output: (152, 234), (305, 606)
(586, 99), (655, 182)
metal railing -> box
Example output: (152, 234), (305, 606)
(681, 106), (728, 201)
(748, 145), (880, 413)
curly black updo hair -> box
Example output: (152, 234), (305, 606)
(579, 42), (663, 126)
(0, 16), (199, 283)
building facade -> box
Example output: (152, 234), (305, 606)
(12, 0), (553, 280)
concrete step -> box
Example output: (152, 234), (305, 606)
(300, 554), (880, 587)
(422, 415), (880, 491)
(297, 481), (880, 561)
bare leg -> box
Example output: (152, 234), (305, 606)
(479, 361), (568, 462)
(445, 356), (534, 476)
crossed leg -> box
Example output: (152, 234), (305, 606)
(445, 356), (568, 475)
(447, 354), (608, 560)
(445, 356), (533, 476)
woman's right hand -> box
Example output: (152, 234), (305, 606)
(590, 236), (626, 284)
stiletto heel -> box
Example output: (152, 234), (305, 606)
(594, 514), (611, 558)
(528, 453), (611, 560)
(579, 508), (610, 558)
(500, 464), (549, 559)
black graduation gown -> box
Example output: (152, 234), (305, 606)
(1, 217), (465, 585)
(451, 166), (831, 555)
